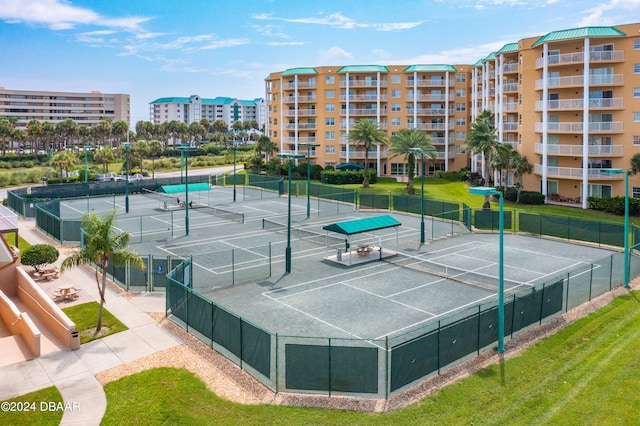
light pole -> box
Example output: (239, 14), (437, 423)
(233, 140), (237, 202)
(469, 186), (504, 353)
(602, 169), (630, 288)
(177, 143), (197, 236)
(277, 152), (305, 273)
(408, 147), (436, 244)
(83, 145), (92, 184)
(123, 143), (132, 213)
(299, 143), (320, 218)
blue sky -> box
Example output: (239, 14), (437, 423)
(1, 0), (639, 124)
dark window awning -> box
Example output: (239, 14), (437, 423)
(160, 183), (211, 193)
(322, 215), (401, 236)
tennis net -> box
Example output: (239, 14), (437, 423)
(190, 203), (245, 223)
(382, 253), (530, 293)
(262, 218), (344, 247)
(142, 188), (178, 208)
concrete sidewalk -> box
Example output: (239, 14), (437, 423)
(0, 218), (180, 425)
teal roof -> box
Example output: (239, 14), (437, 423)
(150, 97), (190, 104)
(403, 65), (457, 72)
(281, 67), (318, 76)
(337, 65), (389, 73)
(264, 75), (271, 81)
(497, 42), (518, 53)
(473, 59), (484, 67)
(323, 215), (401, 236)
(160, 183), (211, 194)
(532, 26), (626, 47)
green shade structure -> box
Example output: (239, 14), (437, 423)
(299, 143), (320, 218)
(176, 143), (198, 236)
(469, 186), (505, 353)
(123, 143), (132, 213)
(408, 147), (437, 244)
(602, 168), (630, 288)
(277, 152), (305, 273)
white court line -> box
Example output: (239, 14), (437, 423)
(341, 282), (435, 315)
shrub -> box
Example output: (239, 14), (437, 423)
(588, 196), (639, 216)
(434, 170), (467, 181)
(320, 169), (377, 185)
(518, 191), (546, 205)
(504, 187), (518, 202)
(21, 244), (59, 272)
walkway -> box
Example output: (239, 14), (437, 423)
(0, 218), (180, 425)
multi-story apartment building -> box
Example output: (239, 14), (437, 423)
(0, 87), (130, 128)
(472, 22), (640, 208)
(266, 22), (640, 205)
(265, 65), (472, 178)
(149, 95), (267, 130)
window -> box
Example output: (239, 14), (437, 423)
(325, 117), (335, 126)
(634, 187), (640, 199)
(273, 81), (278, 89)
(456, 74), (466, 83)
(635, 40), (640, 50)
(391, 89), (401, 98)
(635, 88), (640, 98)
(456, 89), (466, 97)
(456, 146), (466, 154)
(325, 76), (335, 84)
(391, 75), (401, 84)
(391, 163), (407, 175)
(325, 145), (335, 154)
(587, 184), (612, 198)
(633, 136), (640, 146)
(391, 103), (401, 112)
(325, 103), (335, 112)
(325, 90), (335, 98)
(456, 117), (466, 126)
(391, 117), (401, 126)
(456, 103), (466, 112)
(635, 64), (640, 74)
(325, 131), (335, 140)
(456, 131), (466, 140)
(635, 113), (640, 122)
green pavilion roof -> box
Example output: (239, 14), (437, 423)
(403, 65), (457, 72)
(160, 183), (211, 194)
(323, 215), (401, 236)
(532, 26), (626, 47)
(337, 65), (390, 73)
(281, 67), (318, 76)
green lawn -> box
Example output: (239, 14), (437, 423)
(102, 291), (640, 425)
(62, 302), (128, 344)
(4, 232), (30, 253)
(0, 387), (63, 425)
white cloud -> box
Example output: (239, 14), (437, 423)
(136, 32), (166, 40)
(0, 0), (150, 30)
(398, 40), (510, 65)
(319, 46), (353, 61)
(251, 12), (425, 32)
(267, 41), (304, 46)
(372, 48), (392, 59)
(578, 0), (640, 26)
(252, 24), (290, 39)
(200, 38), (249, 50)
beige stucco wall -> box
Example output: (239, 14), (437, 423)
(0, 290), (40, 358)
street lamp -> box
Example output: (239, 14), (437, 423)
(602, 168), (630, 288)
(233, 140), (237, 202)
(299, 143), (320, 218)
(176, 143), (197, 236)
(408, 147), (436, 244)
(277, 152), (305, 273)
(123, 143), (132, 213)
(469, 186), (505, 353)
(83, 145), (92, 184)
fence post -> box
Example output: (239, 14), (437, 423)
(328, 338), (332, 397)
(385, 336), (389, 399)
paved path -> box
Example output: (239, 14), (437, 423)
(0, 219), (180, 425)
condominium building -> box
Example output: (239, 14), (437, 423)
(0, 87), (130, 128)
(265, 65), (472, 177)
(266, 22), (640, 205)
(149, 95), (267, 130)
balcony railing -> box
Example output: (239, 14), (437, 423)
(502, 83), (518, 92)
(340, 108), (386, 116)
(535, 121), (623, 133)
(283, 82), (317, 89)
(406, 94), (453, 101)
(535, 98), (624, 111)
(340, 150), (389, 159)
(503, 102), (518, 112)
(340, 94), (387, 101)
(280, 149), (317, 157)
(405, 79), (454, 87)
(283, 109), (317, 116)
(535, 50), (624, 68)
(534, 164), (625, 179)
(340, 80), (387, 87)
(281, 137), (317, 143)
(535, 74), (624, 89)
(418, 123), (446, 131)
(283, 123), (317, 130)
(502, 122), (518, 131)
(283, 95), (317, 103)
(503, 63), (519, 73)
(430, 137), (446, 145)
(534, 143), (623, 156)
(413, 108), (446, 115)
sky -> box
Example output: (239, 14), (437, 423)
(1, 0), (639, 125)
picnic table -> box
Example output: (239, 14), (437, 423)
(52, 284), (80, 301)
(34, 267), (60, 281)
(356, 244), (373, 256)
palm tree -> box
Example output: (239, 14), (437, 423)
(390, 128), (436, 195)
(131, 140), (149, 173)
(55, 119), (78, 150)
(93, 146), (116, 173)
(465, 110), (498, 208)
(510, 152), (533, 203)
(347, 119), (388, 188)
(50, 151), (79, 180)
(147, 140), (164, 178)
(61, 211), (144, 334)
(255, 135), (278, 161)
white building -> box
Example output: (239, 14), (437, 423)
(149, 95), (266, 130)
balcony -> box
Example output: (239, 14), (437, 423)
(283, 109), (317, 117)
(283, 123), (317, 130)
(340, 149), (389, 159)
(405, 79), (454, 87)
(340, 80), (387, 87)
(503, 102), (518, 112)
(414, 108), (446, 116)
(534, 164), (625, 180)
(535, 50), (624, 68)
(430, 137), (446, 145)
(502, 122), (518, 131)
(406, 94), (453, 101)
(502, 83), (518, 93)
(535, 121), (623, 133)
(535, 97), (624, 111)
(281, 137), (317, 143)
(535, 74), (624, 90)
(283, 82), (316, 89)
(418, 123), (446, 131)
(534, 143), (623, 156)
(340, 108), (386, 116)
(280, 149), (317, 157)
(503, 63), (519, 73)
(340, 94), (387, 101)
(283, 95), (317, 104)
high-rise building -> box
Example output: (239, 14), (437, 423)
(266, 22), (640, 204)
(149, 95), (266, 130)
(0, 87), (130, 128)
